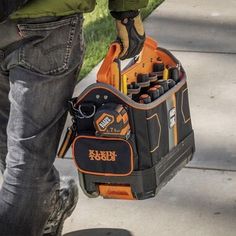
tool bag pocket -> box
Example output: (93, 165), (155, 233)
(73, 135), (134, 176)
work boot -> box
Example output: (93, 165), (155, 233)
(43, 178), (78, 236)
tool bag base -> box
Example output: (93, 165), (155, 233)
(78, 131), (194, 200)
(71, 49), (195, 200)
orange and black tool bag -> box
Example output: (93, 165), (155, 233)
(67, 37), (195, 200)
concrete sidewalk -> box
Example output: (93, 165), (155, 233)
(58, 0), (236, 235)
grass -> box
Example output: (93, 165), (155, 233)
(79, 0), (164, 80)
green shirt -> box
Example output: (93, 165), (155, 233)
(11, 0), (148, 19)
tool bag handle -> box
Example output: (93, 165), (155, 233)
(97, 41), (122, 90)
(97, 37), (159, 91)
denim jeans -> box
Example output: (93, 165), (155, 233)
(0, 14), (84, 236)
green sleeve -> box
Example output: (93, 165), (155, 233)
(109, 0), (149, 11)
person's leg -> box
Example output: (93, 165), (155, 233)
(0, 14), (84, 236)
(0, 18), (20, 176)
(0, 71), (10, 184)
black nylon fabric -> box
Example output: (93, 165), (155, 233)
(74, 136), (133, 175)
(146, 103), (169, 165)
(132, 109), (152, 169)
(176, 83), (193, 142)
(0, 0), (30, 22)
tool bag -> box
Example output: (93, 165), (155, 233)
(60, 37), (195, 200)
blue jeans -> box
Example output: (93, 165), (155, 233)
(0, 14), (84, 236)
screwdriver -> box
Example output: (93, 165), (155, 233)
(137, 74), (150, 87)
(148, 87), (160, 101)
(149, 72), (158, 83)
(153, 84), (164, 96)
(139, 94), (152, 104)
(153, 63), (165, 80)
(156, 80), (169, 92)
(169, 67), (180, 83)
(153, 63), (165, 73)
(127, 82), (141, 94)
(167, 79), (176, 89)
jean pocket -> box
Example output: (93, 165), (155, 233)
(17, 14), (83, 75)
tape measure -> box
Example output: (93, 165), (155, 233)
(94, 104), (131, 139)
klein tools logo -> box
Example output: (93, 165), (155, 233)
(97, 114), (114, 131)
(88, 150), (117, 162)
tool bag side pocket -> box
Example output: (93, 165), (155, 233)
(130, 102), (169, 169)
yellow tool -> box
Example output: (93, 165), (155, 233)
(122, 75), (128, 95)
(163, 67), (169, 80)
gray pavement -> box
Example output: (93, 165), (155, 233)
(145, 0), (236, 53)
(58, 0), (236, 235)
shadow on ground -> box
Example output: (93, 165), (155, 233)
(64, 228), (133, 236)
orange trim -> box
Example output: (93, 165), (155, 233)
(120, 124), (130, 136)
(116, 112), (128, 124)
(98, 185), (135, 200)
(116, 114), (122, 123)
(72, 135), (134, 177)
(122, 113), (129, 123)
